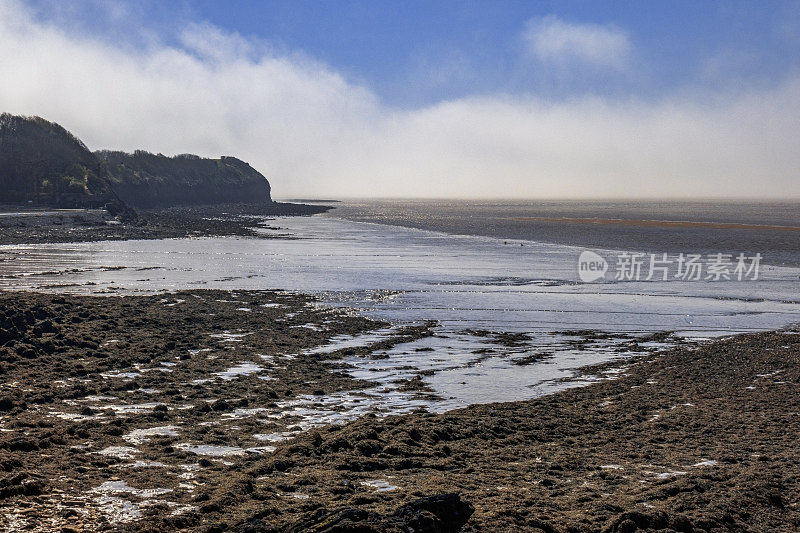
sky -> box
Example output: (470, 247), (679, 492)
(1, 0), (799, 199)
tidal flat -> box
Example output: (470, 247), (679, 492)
(1, 289), (799, 531)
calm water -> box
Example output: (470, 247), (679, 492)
(1, 200), (799, 412)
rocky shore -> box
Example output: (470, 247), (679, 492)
(0, 203), (330, 245)
(0, 290), (799, 531)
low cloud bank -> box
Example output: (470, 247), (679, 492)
(1, 1), (798, 198)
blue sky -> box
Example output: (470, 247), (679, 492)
(29, 0), (800, 106)
(197, 0), (800, 104)
(3, 0), (800, 198)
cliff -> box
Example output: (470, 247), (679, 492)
(0, 113), (274, 210)
(96, 150), (272, 209)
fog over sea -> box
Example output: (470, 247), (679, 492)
(1, 199), (799, 413)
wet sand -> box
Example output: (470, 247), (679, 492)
(1, 290), (799, 531)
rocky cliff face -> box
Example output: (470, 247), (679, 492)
(97, 150), (272, 209)
(0, 114), (119, 208)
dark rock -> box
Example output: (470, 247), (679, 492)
(606, 511), (671, 533)
(194, 403), (212, 414)
(393, 493), (474, 533)
(211, 400), (231, 412)
(2, 437), (38, 452)
(287, 493), (473, 533)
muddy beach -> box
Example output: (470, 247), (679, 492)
(0, 203), (330, 245)
(0, 289), (798, 531)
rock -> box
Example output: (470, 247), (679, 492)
(16, 344), (37, 359)
(393, 493), (474, 533)
(0, 472), (44, 500)
(2, 437), (38, 452)
(289, 493), (474, 533)
(605, 511), (671, 533)
(193, 403), (212, 414)
(211, 400), (231, 412)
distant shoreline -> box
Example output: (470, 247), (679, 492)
(510, 216), (800, 232)
(279, 198), (342, 203)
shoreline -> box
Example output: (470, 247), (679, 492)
(0, 290), (798, 531)
(0, 203), (331, 246)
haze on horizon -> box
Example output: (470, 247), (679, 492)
(1, 0), (799, 200)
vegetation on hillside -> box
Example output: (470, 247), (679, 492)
(0, 113), (119, 208)
(97, 150), (272, 208)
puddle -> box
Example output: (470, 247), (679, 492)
(210, 332), (252, 342)
(319, 326), (651, 413)
(123, 426), (179, 445)
(302, 328), (395, 355)
(291, 323), (324, 331)
(99, 402), (162, 414)
(117, 460), (168, 468)
(95, 496), (142, 523)
(221, 407), (271, 420)
(246, 446), (276, 454)
(97, 446), (139, 460)
(89, 481), (176, 525)
(101, 371), (141, 379)
(50, 411), (104, 422)
(253, 431), (300, 443)
(273, 390), (433, 431)
(91, 480), (172, 497)
(655, 470), (688, 479)
(214, 362), (264, 380)
(360, 479), (399, 492)
(176, 443), (246, 457)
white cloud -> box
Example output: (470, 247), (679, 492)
(0, 1), (798, 199)
(522, 15), (632, 71)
